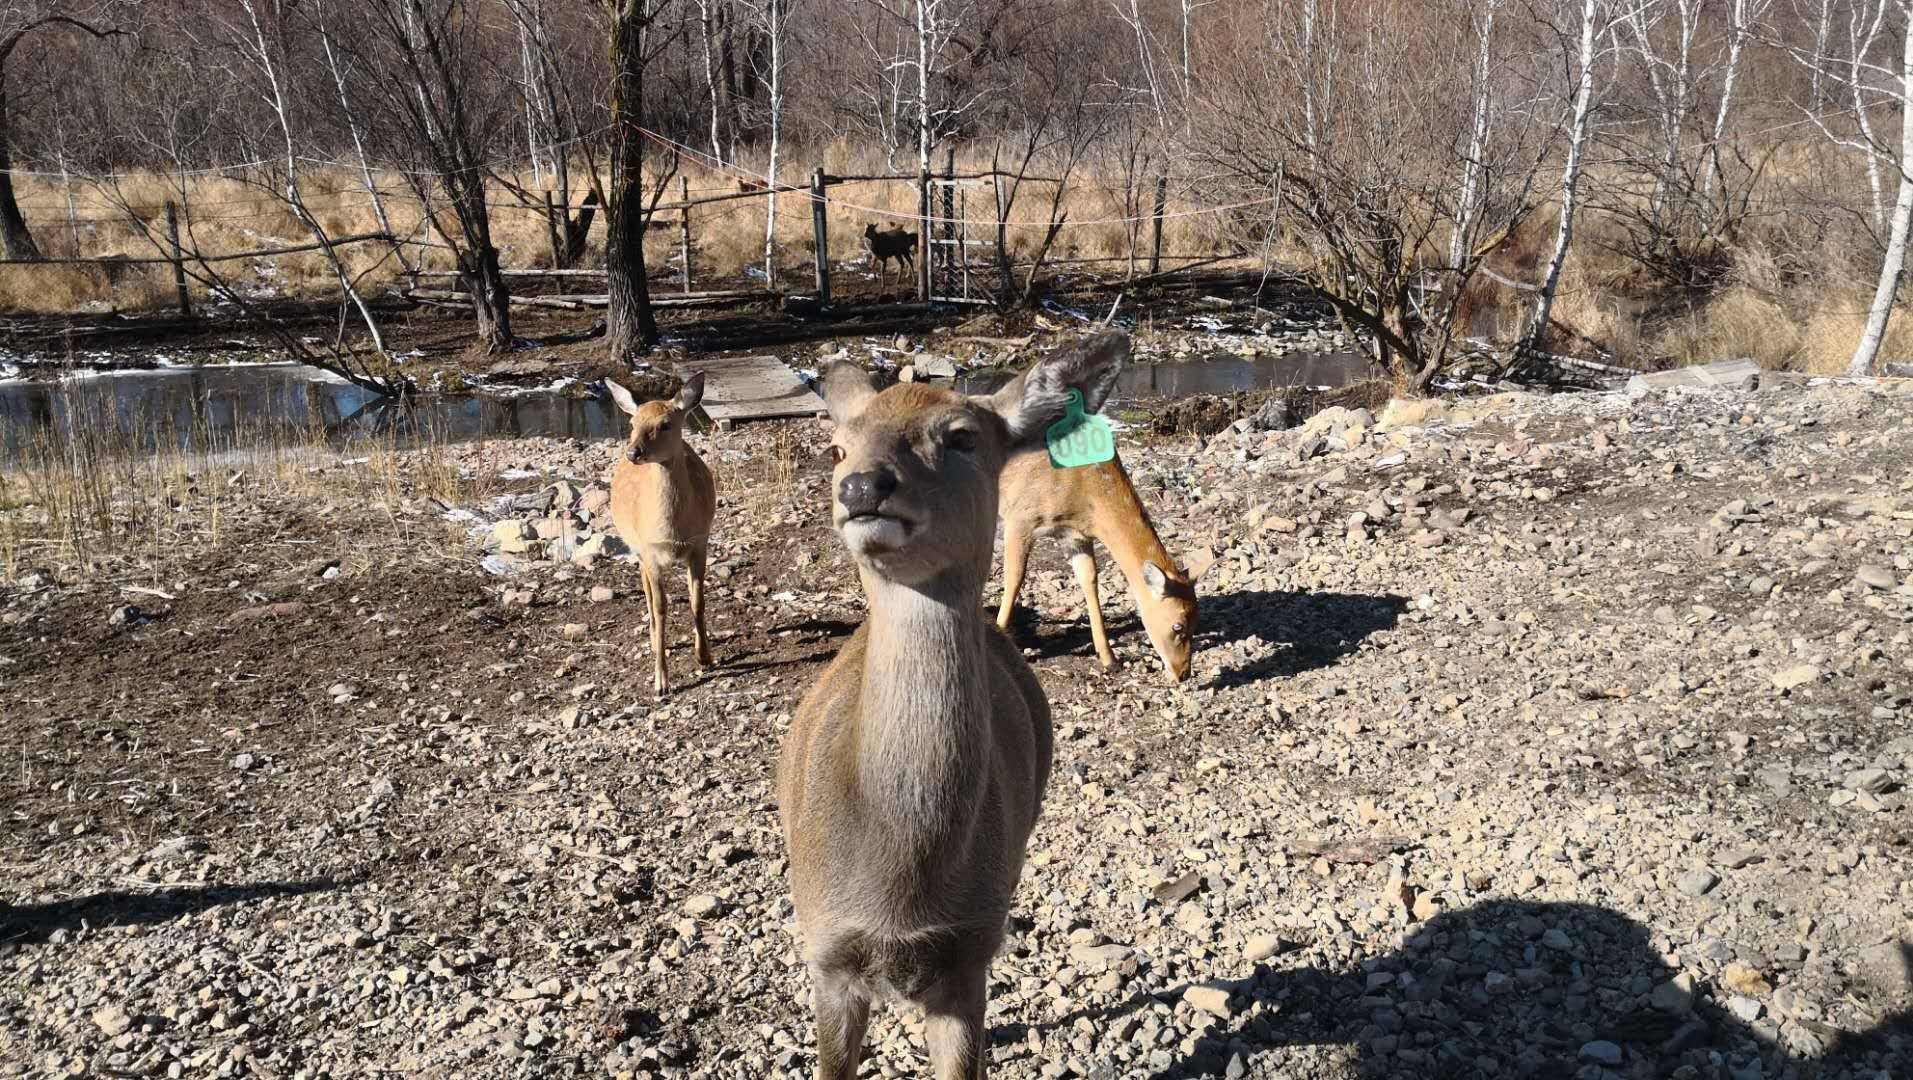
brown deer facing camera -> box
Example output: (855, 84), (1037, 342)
(606, 375), (717, 698)
(997, 449), (1206, 683)
(778, 332), (1129, 1079)
(863, 222), (918, 282)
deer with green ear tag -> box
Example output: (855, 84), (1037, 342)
(606, 373), (717, 698)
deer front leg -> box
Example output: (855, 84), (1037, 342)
(687, 545), (713, 668)
(640, 556), (669, 697)
(921, 965), (987, 1080)
(809, 965), (871, 1080)
(996, 522), (1033, 633)
(1070, 550), (1114, 668)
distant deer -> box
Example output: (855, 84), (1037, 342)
(606, 375), (716, 698)
(997, 449), (1206, 683)
(779, 332), (1130, 1080)
(863, 222), (918, 282)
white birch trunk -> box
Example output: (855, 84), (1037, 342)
(1703, 0), (1757, 198)
(321, 27), (406, 272)
(1450, 0), (1500, 270)
(1526, 0), (1603, 355)
(1848, 3), (1913, 377)
(699, 0), (725, 164)
(762, 0), (783, 286)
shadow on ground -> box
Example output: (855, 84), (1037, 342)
(992, 900), (1909, 1078)
(0, 877), (355, 948)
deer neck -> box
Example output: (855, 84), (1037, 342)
(1088, 464), (1177, 594)
(854, 569), (992, 832)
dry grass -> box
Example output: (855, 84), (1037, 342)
(0, 391), (489, 580)
(1, 147), (1236, 314)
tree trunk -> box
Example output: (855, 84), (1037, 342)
(606, 1), (658, 362)
(0, 79), (43, 260)
(1849, 12), (1913, 378)
(1523, 0), (1601, 359)
(466, 245), (514, 352)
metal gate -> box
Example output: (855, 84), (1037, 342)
(927, 176), (991, 305)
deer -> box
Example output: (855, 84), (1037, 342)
(863, 222), (918, 282)
(778, 331), (1129, 1080)
(996, 448), (1206, 683)
(605, 374), (717, 698)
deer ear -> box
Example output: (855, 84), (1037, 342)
(673, 371), (706, 412)
(1141, 561), (1169, 600)
(604, 381), (640, 416)
(986, 331), (1129, 442)
(820, 361), (879, 424)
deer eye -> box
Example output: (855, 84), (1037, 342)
(943, 426), (978, 453)
(829, 446), (846, 465)
(1172, 622), (1186, 637)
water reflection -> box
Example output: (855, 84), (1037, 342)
(0, 364), (625, 456)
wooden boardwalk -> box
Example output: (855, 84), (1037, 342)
(682, 354), (826, 428)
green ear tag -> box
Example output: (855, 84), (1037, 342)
(1046, 388), (1116, 468)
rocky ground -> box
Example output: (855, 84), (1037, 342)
(2, 373), (1910, 1080)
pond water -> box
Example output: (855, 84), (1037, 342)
(0, 351), (1363, 457)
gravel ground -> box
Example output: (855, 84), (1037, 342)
(2, 375), (1910, 1079)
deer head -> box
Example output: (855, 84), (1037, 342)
(605, 373), (705, 466)
(821, 332), (1129, 588)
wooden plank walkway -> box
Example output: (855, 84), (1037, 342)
(683, 354), (826, 428)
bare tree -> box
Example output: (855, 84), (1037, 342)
(1521, 0), (1631, 360)
(1792, 0), (1913, 376)
(604, 0), (675, 362)
(0, 3), (126, 259)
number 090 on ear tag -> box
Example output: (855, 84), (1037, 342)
(1046, 388), (1116, 468)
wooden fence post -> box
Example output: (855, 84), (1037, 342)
(811, 167), (830, 306)
(164, 200), (191, 317)
(1149, 175), (1168, 275)
(680, 175), (692, 294)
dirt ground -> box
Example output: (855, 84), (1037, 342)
(2, 375), (1910, 1079)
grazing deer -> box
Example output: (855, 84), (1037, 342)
(863, 222), (918, 282)
(779, 332), (1129, 1080)
(996, 449), (1205, 683)
(606, 374), (717, 698)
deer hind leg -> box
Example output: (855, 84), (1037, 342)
(809, 966), (871, 1080)
(686, 544), (713, 668)
(640, 556), (669, 697)
(1070, 545), (1115, 668)
(996, 522), (1033, 633)
(921, 964), (987, 1080)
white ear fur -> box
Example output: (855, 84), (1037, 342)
(987, 331), (1129, 441)
(673, 371), (706, 412)
(820, 361), (879, 424)
(1142, 561), (1168, 599)
(604, 381), (640, 416)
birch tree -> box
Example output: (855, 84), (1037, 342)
(1522, 0), (1630, 360)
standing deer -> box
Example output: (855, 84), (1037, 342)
(996, 449), (1205, 683)
(606, 375), (716, 698)
(863, 222), (918, 282)
(779, 332), (1129, 1080)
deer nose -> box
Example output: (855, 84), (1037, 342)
(838, 469), (897, 518)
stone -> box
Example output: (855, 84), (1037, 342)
(589, 586), (615, 603)
(913, 354), (957, 379)
(1770, 665), (1820, 692)
(92, 1006), (133, 1037)
(489, 519), (533, 547)
(1675, 869), (1719, 897)
(1843, 768), (1893, 794)
(1152, 871), (1203, 906)
(682, 895), (723, 919)
(1727, 996), (1763, 1022)
(1577, 1040), (1623, 1067)
(1244, 934), (1287, 962)
(230, 753), (257, 771)
(1183, 984), (1234, 1019)
(1722, 962), (1773, 996)
(1650, 973), (1697, 1014)
(1855, 564), (1896, 590)
(560, 623), (589, 640)
(1069, 942), (1132, 969)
